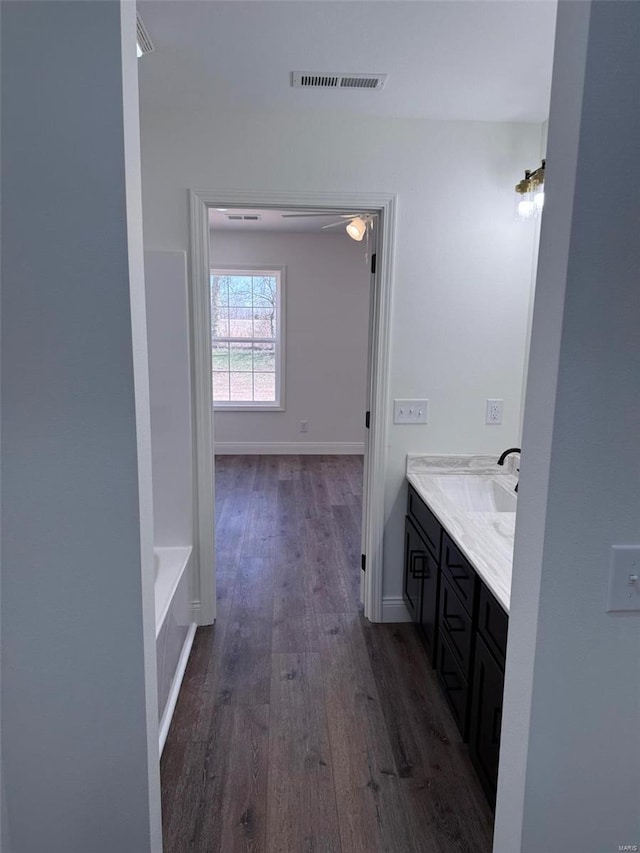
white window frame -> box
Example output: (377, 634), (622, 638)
(210, 265), (286, 411)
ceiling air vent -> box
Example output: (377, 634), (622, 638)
(226, 214), (262, 222)
(136, 14), (154, 56)
(292, 72), (387, 91)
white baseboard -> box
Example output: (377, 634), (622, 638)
(381, 595), (412, 623)
(214, 441), (364, 455)
(159, 622), (197, 756)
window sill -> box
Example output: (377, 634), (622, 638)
(213, 404), (285, 413)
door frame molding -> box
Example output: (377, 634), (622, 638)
(189, 188), (397, 624)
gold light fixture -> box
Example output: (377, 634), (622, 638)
(515, 159), (545, 220)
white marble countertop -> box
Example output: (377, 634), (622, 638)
(406, 454), (519, 613)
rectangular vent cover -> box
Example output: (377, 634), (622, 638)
(136, 14), (154, 55)
(226, 214), (262, 221)
(292, 72), (387, 91)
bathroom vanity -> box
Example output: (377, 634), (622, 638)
(403, 454), (517, 808)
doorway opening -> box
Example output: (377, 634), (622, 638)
(188, 190), (397, 626)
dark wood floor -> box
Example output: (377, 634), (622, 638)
(161, 455), (493, 852)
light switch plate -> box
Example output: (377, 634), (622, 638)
(606, 546), (640, 612)
(394, 399), (428, 424)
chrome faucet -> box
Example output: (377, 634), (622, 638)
(497, 447), (521, 493)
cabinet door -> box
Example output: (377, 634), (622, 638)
(478, 583), (509, 669)
(469, 634), (505, 808)
(439, 575), (473, 677)
(419, 544), (440, 664)
(436, 629), (469, 739)
(403, 516), (425, 624)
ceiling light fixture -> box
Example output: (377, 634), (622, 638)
(515, 159), (545, 220)
(279, 210), (376, 263)
(346, 216), (367, 241)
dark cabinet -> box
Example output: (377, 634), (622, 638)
(439, 575), (474, 676)
(418, 545), (440, 662)
(441, 533), (478, 616)
(403, 486), (442, 665)
(469, 634), (505, 807)
(404, 479), (509, 809)
(437, 574), (475, 740)
(477, 583), (509, 669)
(436, 628), (470, 738)
(403, 516), (425, 624)
(470, 584), (508, 806)
(407, 486), (441, 561)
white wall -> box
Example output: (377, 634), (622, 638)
(518, 123), (548, 438)
(1, 2), (161, 850)
(209, 230), (370, 450)
(140, 107), (542, 598)
(495, 1), (640, 849)
(145, 251), (193, 546)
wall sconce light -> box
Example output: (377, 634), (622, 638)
(515, 159), (545, 220)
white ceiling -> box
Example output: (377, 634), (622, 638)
(209, 208), (373, 233)
(138, 1), (557, 123)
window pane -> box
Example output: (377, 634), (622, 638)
(228, 306), (253, 338)
(228, 276), (253, 307)
(212, 307), (230, 338)
(253, 307), (276, 338)
(229, 341), (252, 371)
(229, 372), (253, 401)
(212, 341), (229, 371)
(213, 372), (230, 401)
(253, 343), (275, 372)
(211, 275), (229, 307)
(254, 373), (275, 402)
(253, 275), (277, 308)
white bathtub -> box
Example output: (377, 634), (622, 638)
(154, 546), (196, 754)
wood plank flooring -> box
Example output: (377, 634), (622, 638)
(161, 455), (493, 852)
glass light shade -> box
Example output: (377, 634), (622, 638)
(534, 189), (545, 211)
(346, 217), (366, 241)
(517, 197), (535, 220)
(136, 42), (143, 58)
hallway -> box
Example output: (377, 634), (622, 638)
(161, 455), (493, 851)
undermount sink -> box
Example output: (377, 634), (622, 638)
(431, 475), (517, 514)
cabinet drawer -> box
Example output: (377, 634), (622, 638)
(407, 485), (442, 562)
(441, 533), (478, 617)
(436, 629), (469, 740)
(477, 583), (508, 669)
(439, 575), (474, 678)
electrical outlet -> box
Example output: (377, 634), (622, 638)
(486, 399), (504, 425)
(300, 420), (309, 433)
(394, 399), (428, 424)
